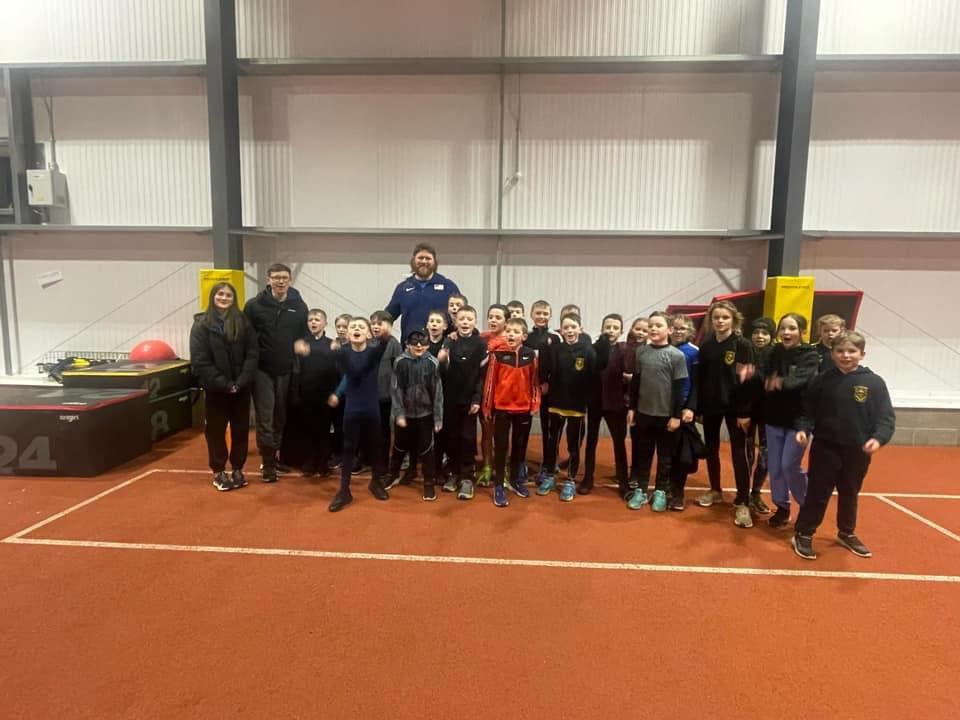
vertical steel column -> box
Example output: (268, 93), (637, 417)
(204, 0), (244, 269)
(4, 68), (38, 226)
(768, 0), (820, 277)
(1, 68), (37, 374)
(494, 0), (507, 302)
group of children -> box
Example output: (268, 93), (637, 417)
(283, 297), (894, 561)
(191, 271), (896, 563)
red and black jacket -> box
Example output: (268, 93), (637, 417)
(482, 344), (541, 415)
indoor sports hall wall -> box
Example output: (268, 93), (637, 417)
(1, 0), (959, 407)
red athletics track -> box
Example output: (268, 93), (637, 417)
(2, 431), (959, 719)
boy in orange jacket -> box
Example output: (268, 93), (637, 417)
(482, 317), (541, 507)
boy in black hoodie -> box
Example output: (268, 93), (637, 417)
(537, 312), (596, 502)
(438, 305), (487, 498)
(526, 300), (559, 482)
(792, 331), (895, 560)
(243, 263), (309, 482)
(293, 309), (341, 477)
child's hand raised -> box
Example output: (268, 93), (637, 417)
(438, 348), (449, 364)
(294, 339), (310, 357)
(330, 340), (341, 351)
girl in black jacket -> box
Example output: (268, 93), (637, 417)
(764, 313), (820, 528)
(190, 282), (258, 491)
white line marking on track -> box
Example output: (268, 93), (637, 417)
(875, 495), (960, 543)
(155, 471), (960, 500)
(2, 468), (159, 542)
(4, 536), (960, 584)
(681, 483), (960, 501)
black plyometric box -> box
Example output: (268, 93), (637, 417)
(62, 360), (194, 400)
(0, 386), (152, 476)
(149, 388), (201, 441)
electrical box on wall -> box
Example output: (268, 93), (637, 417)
(26, 168), (68, 208)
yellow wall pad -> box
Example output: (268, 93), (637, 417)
(763, 276), (816, 341)
(199, 269), (246, 310)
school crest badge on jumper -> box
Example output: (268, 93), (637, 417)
(724, 350), (735, 365)
(853, 385), (869, 403)
(575, 357), (585, 371)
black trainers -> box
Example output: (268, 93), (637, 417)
(231, 469), (247, 488)
(668, 494), (685, 512)
(328, 490), (353, 512)
(577, 477), (594, 495)
(792, 534), (816, 560)
(383, 474), (401, 490)
(837, 533), (872, 558)
(401, 467), (417, 485)
(422, 483), (437, 502)
(769, 507), (790, 528)
(213, 471), (232, 492)
(261, 466), (278, 483)
(369, 478), (389, 501)
(749, 492), (772, 515)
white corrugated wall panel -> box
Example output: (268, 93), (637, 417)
(0, 0), (204, 62)
(259, 76), (500, 229)
(498, 236), (749, 333)
(243, 234), (499, 328)
(506, 0), (786, 56)
(0, 96), (8, 135)
(6, 233), (211, 373)
(236, 0), (500, 58)
(501, 74), (777, 231)
(818, 0), (960, 54)
(33, 80), (211, 226)
(802, 238), (960, 403)
(236, 0), (292, 58)
(805, 78), (960, 231)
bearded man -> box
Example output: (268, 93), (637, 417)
(385, 243), (462, 340)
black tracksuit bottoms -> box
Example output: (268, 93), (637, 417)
(631, 413), (676, 495)
(204, 389), (251, 473)
(303, 403), (333, 471)
(702, 412), (751, 504)
(795, 440), (871, 537)
(543, 412), (584, 481)
(444, 403), (478, 480)
(341, 411), (384, 492)
(493, 411), (532, 488)
(390, 415), (437, 484)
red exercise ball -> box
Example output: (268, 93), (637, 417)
(129, 339), (177, 363)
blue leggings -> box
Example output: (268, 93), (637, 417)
(765, 424), (808, 512)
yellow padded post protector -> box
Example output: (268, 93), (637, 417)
(199, 269), (246, 310)
(763, 276), (816, 341)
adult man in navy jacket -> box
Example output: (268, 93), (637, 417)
(386, 243), (461, 340)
